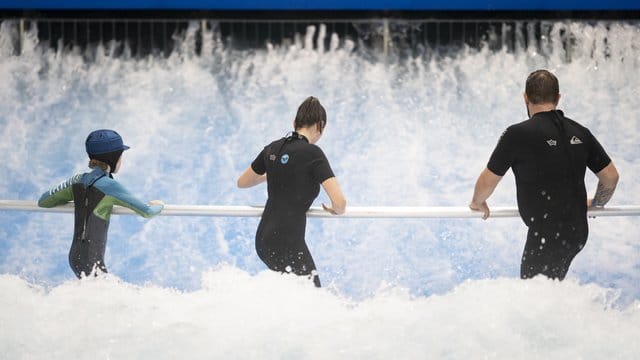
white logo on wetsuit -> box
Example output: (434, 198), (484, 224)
(280, 154), (290, 164)
(570, 136), (583, 145)
(546, 139), (557, 146)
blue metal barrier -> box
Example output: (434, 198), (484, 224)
(2, 0), (639, 10)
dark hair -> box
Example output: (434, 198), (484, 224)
(294, 96), (327, 131)
(525, 70), (560, 105)
(89, 150), (123, 174)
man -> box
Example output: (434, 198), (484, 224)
(469, 69), (619, 280)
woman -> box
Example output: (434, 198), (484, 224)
(237, 96), (346, 287)
(38, 129), (164, 278)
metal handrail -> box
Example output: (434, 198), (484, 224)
(2, 200), (639, 218)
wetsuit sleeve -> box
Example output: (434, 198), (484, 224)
(37, 174), (81, 207)
(310, 147), (335, 183)
(487, 126), (518, 176)
(585, 129), (612, 173)
(97, 179), (163, 218)
(251, 147), (267, 175)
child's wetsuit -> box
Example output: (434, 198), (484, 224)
(38, 168), (163, 278)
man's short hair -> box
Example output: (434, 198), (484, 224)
(525, 70), (559, 104)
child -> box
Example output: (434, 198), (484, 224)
(38, 129), (164, 278)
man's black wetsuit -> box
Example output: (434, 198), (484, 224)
(487, 110), (611, 280)
(251, 132), (335, 287)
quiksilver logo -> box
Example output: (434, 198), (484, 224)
(546, 139), (557, 146)
(570, 136), (583, 145)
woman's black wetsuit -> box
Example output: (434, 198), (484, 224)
(251, 133), (335, 287)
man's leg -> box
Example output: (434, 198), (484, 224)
(521, 220), (587, 280)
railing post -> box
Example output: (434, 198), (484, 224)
(383, 18), (390, 56)
(201, 19), (207, 52)
(18, 18), (24, 55)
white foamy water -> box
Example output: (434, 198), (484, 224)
(1, 269), (639, 359)
(0, 20), (639, 358)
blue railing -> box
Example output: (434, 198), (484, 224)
(2, 0), (640, 10)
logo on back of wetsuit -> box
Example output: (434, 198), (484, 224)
(546, 139), (557, 146)
(570, 136), (583, 145)
(280, 154), (290, 164)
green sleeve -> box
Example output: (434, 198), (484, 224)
(92, 178), (163, 220)
(38, 175), (79, 208)
(93, 195), (162, 220)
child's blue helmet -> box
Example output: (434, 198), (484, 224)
(85, 129), (130, 156)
